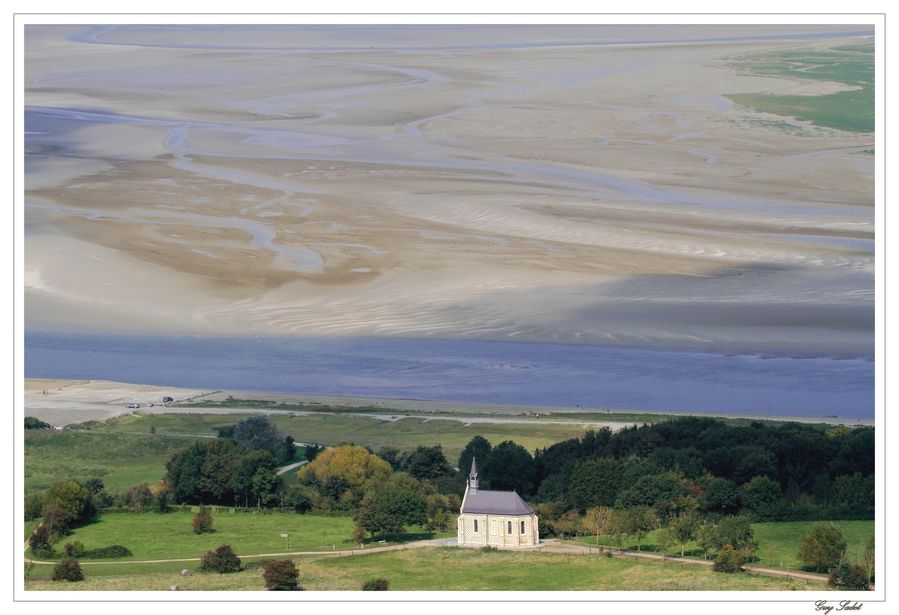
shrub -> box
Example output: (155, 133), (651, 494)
(362, 578), (390, 591)
(200, 545), (242, 574)
(263, 559), (300, 591)
(829, 562), (870, 590)
(192, 507), (214, 534)
(82, 545), (132, 559)
(798, 522), (847, 572)
(479, 545), (498, 552)
(64, 541), (85, 558)
(52, 558), (84, 582)
(713, 544), (747, 573)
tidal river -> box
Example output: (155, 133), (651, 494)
(24, 331), (873, 420)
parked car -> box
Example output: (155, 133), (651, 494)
(126, 403), (140, 409)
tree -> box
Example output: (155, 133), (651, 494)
(458, 436), (492, 479)
(192, 507), (214, 534)
(233, 415), (281, 451)
(64, 541), (85, 558)
(670, 510), (701, 557)
(618, 506), (658, 551)
(656, 527), (676, 558)
(863, 535), (875, 586)
(297, 445), (391, 510)
(584, 506), (614, 546)
(798, 522), (847, 572)
(702, 477), (740, 515)
(481, 441), (536, 496)
(200, 544), (241, 573)
(263, 559), (300, 590)
(354, 484), (426, 539)
(402, 445), (451, 480)
(377, 447), (403, 470)
(739, 476), (782, 520)
(41, 480), (96, 530)
(275, 435), (296, 465)
(569, 459), (624, 510)
(24, 494), (43, 521)
(52, 558), (84, 582)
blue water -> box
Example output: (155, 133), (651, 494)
(24, 331), (873, 419)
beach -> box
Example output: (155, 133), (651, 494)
(24, 25), (874, 359)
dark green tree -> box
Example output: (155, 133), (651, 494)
(41, 480), (96, 530)
(739, 476), (783, 520)
(569, 458), (623, 510)
(829, 562), (869, 590)
(403, 445), (451, 480)
(233, 415), (281, 451)
(52, 558), (84, 582)
(481, 441), (536, 496)
(459, 435), (493, 479)
(354, 484), (426, 539)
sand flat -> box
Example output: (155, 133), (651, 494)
(24, 25), (873, 357)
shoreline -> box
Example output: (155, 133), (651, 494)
(23, 377), (874, 429)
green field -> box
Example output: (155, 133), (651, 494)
(576, 519), (873, 570)
(25, 510), (449, 563)
(24, 430), (202, 497)
(25, 546), (827, 591)
(727, 42), (874, 133)
(71, 411), (592, 465)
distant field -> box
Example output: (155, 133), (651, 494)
(24, 510), (448, 564)
(577, 519), (873, 570)
(24, 430), (199, 497)
(73, 411), (592, 464)
(25, 546), (827, 591)
(727, 42), (874, 133)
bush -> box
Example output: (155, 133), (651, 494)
(52, 558), (84, 582)
(713, 544), (747, 573)
(362, 578), (390, 591)
(64, 541), (85, 558)
(263, 559), (300, 591)
(82, 545), (132, 559)
(200, 545), (242, 574)
(192, 507), (214, 534)
(479, 545), (498, 552)
(829, 562), (870, 590)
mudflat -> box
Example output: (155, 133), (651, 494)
(25, 25), (873, 358)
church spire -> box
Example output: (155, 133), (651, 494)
(469, 457), (479, 492)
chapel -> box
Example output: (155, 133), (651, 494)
(456, 457), (540, 549)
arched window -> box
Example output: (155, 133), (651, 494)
(507, 521), (512, 534)
(473, 519), (478, 532)
(521, 520), (525, 534)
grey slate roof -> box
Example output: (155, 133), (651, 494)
(461, 489), (534, 515)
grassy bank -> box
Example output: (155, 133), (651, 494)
(727, 42), (874, 133)
(25, 546), (827, 591)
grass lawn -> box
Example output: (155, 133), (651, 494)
(576, 519), (874, 571)
(24, 430), (198, 497)
(76, 411), (591, 464)
(24, 547), (829, 591)
(26, 511), (449, 563)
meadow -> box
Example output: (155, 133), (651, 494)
(25, 546), (827, 591)
(25, 510), (451, 563)
(576, 519), (874, 570)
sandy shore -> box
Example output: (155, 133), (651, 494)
(24, 378), (873, 429)
(24, 25), (873, 358)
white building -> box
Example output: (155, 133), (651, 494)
(456, 458), (540, 549)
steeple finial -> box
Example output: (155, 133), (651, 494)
(469, 457), (479, 492)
